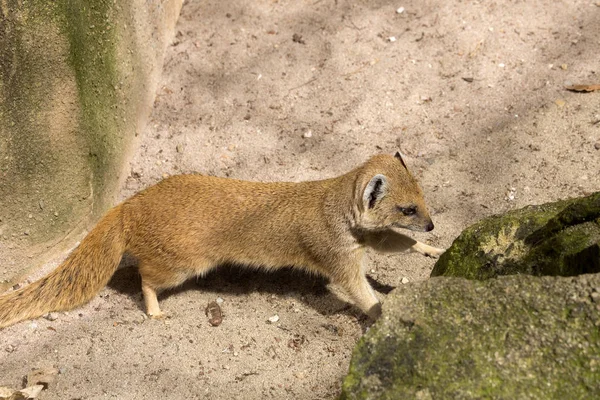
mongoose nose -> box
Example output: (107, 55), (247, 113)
(425, 221), (434, 232)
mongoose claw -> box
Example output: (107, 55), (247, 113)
(148, 311), (166, 320)
(426, 247), (446, 258)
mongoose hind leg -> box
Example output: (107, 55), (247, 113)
(142, 281), (164, 319)
(138, 260), (187, 319)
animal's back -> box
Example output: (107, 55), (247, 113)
(123, 174), (336, 271)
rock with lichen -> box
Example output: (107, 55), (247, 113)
(431, 191), (600, 279)
(341, 192), (600, 399)
(339, 274), (600, 400)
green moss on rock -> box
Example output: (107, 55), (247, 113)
(59, 0), (125, 207)
(340, 275), (600, 399)
(432, 192), (600, 279)
(0, 0), (178, 284)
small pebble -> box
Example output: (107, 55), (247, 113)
(205, 301), (223, 327)
(216, 297), (224, 305)
(506, 187), (517, 201)
(388, 36), (397, 42)
(396, 7), (405, 14)
(302, 130), (312, 138)
(594, 142), (600, 150)
(401, 277), (409, 284)
(295, 371), (306, 379)
(44, 313), (58, 321)
(5, 344), (15, 353)
(268, 315), (280, 324)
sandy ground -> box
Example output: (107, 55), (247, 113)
(1, 0), (599, 398)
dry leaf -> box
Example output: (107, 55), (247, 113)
(17, 385), (44, 399)
(565, 84), (600, 92)
(7, 392), (25, 400)
(205, 301), (223, 326)
(26, 368), (58, 389)
(0, 385), (44, 400)
(0, 387), (15, 399)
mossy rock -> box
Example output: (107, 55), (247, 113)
(432, 192), (600, 280)
(340, 274), (600, 400)
(0, 0), (182, 287)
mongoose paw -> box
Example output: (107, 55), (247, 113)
(425, 247), (446, 258)
(148, 311), (166, 320)
(367, 303), (382, 320)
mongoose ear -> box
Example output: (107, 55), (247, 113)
(394, 151), (408, 169)
(363, 174), (388, 209)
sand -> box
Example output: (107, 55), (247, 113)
(1, 0), (599, 398)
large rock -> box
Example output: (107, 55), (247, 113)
(432, 192), (600, 280)
(340, 274), (600, 400)
(0, 0), (182, 287)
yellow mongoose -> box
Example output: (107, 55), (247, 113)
(0, 153), (443, 328)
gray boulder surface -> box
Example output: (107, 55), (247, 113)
(340, 274), (600, 400)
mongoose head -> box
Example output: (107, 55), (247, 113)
(357, 152), (435, 232)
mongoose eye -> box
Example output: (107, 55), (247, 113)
(397, 205), (417, 216)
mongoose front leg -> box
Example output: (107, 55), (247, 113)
(364, 230), (445, 258)
(410, 241), (446, 258)
(142, 281), (164, 319)
(333, 267), (381, 320)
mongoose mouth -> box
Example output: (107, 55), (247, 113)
(391, 222), (412, 231)
(391, 221), (434, 232)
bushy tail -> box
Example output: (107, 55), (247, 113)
(0, 205), (127, 328)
